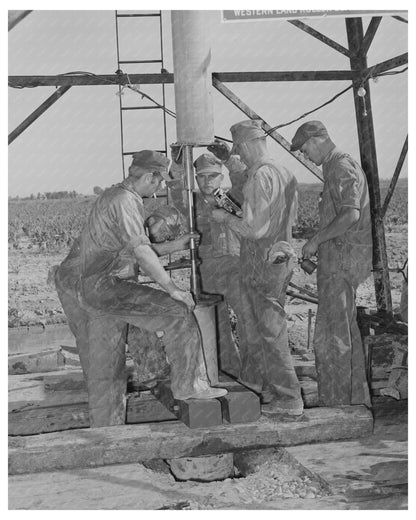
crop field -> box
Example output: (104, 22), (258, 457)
(8, 179), (407, 330)
(8, 180), (408, 251)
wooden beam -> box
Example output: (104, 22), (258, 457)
(380, 135), (408, 219)
(8, 74), (174, 88)
(288, 20), (351, 58)
(8, 86), (71, 145)
(9, 392), (177, 436)
(392, 15), (408, 23)
(8, 10), (32, 31)
(212, 78), (323, 182)
(346, 17), (393, 316)
(8, 323), (75, 355)
(8, 405), (373, 474)
(213, 71), (353, 82)
(360, 17), (382, 56)
(366, 53), (408, 77)
(9, 70), (355, 89)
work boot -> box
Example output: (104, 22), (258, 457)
(174, 387), (228, 400)
(173, 377), (228, 400)
(261, 397), (304, 417)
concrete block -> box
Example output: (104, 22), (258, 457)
(178, 398), (222, 429)
(220, 387), (260, 424)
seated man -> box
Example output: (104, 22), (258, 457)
(56, 150), (226, 428)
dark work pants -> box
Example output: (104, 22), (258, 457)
(314, 271), (371, 407)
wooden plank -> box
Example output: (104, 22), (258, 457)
(9, 392), (177, 436)
(346, 17), (393, 315)
(8, 86), (71, 144)
(365, 52), (408, 77)
(213, 71), (353, 82)
(360, 17), (382, 56)
(8, 10), (32, 31)
(380, 135), (408, 219)
(212, 78), (324, 182)
(288, 20), (351, 58)
(8, 323), (75, 354)
(8, 405), (373, 475)
(9, 70), (355, 89)
(8, 347), (66, 375)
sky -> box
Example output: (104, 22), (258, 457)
(7, 6), (408, 197)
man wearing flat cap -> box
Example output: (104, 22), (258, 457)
(167, 151), (245, 378)
(291, 121), (372, 408)
(209, 120), (303, 417)
(56, 150), (226, 428)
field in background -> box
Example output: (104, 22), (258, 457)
(8, 179), (408, 251)
(8, 180), (407, 332)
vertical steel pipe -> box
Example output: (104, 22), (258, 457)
(182, 145), (200, 298)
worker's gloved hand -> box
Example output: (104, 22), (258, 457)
(174, 232), (200, 250)
(169, 289), (195, 312)
(207, 139), (231, 162)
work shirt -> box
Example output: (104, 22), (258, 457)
(319, 146), (372, 283)
(225, 155), (298, 259)
(79, 181), (151, 281)
(169, 159), (246, 258)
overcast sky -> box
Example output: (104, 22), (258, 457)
(8, 8), (408, 197)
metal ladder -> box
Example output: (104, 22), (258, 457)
(115, 10), (168, 180)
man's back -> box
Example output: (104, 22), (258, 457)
(79, 183), (148, 279)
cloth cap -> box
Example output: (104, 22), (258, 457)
(230, 119), (265, 153)
(290, 121), (329, 152)
(194, 153), (223, 175)
(130, 150), (171, 181)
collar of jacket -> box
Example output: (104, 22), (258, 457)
(118, 180), (144, 203)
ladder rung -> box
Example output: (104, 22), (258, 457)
(116, 13), (161, 18)
(123, 150), (167, 156)
(118, 59), (162, 64)
(121, 106), (161, 111)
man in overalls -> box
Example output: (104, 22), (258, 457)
(210, 120), (303, 417)
(56, 150), (226, 428)
(291, 121), (372, 407)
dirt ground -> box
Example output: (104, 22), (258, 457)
(8, 231), (408, 510)
(8, 230), (408, 353)
(8, 398), (407, 510)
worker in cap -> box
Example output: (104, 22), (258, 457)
(56, 150), (227, 428)
(290, 121), (372, 407)
(209, 120), (303, 417)
(290, 120), (329, 153)
(167, 150), (245, 378)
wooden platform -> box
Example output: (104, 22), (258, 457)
(8, 405), (373, 475)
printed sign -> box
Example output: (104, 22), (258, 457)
(222, 10), (407, 22)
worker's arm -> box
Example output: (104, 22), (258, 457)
(303, 159), (362, 259)
(151, 232), (199, 256)
(211, 166), (274, 240)
(208, 140), (248, 205)
(133, 244), (194, 310)
(302, 207), (360, 259)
